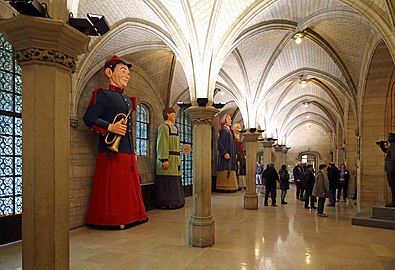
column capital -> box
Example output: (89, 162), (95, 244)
(282, 147), (290, 154)
(273, 145), (284, 152)
(0, 15), (89, 71)
(242, 132), (260, 142)
(261, 140), (274, 148)
(185, 106), (219, 125)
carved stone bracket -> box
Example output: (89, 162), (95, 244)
(15, 48), (76, 71)
(185, 106), (219, 125)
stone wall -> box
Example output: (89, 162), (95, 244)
(286, 125), (332, 167)
(359, 42), (394, 212)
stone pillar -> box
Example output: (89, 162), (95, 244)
(0, 15), (89, 270)
(243, 132), (260, 209)
(185, 106), (218, 247)
(282, 147), (290, 165)
(274, 144), (283, 170)
(261, 140), (274, 166)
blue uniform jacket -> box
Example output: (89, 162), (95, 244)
(83, 86), (135, 154)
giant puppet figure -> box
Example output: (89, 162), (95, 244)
(216, 114), (238, 191)
(83, 55), (148, 228)
(154, 107), (185, 209)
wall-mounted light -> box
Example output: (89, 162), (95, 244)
(293, 32), (306, 44)
(8, 0), (48, 18)
(197, 98), (209, 107)
(87, 13), (110, 35)
(67, 12), (110, 36)
(176, 101), (192, 109)
(303, 102), (310, 108)
(306, 115), (310, 119)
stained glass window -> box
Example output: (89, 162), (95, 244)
(136, 105), (148, 156)
(176, 110), (193, 186)
(0, 32), (22, 217)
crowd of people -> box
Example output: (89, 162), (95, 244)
(255, 160), (351, 217)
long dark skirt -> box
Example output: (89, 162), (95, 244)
(86, 153), (148, 226)
(154, 175), (185, 209)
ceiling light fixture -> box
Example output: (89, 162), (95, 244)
(293, 32), (305, 44)
(299, 79), (308, 88)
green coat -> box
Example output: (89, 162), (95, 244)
(156, 122), (181, 176)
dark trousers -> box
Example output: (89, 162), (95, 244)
(317, 197), (326, 214)
(337, 182), (349, 201)
(329, 188), (336, 205)
(295, 180), (304, 199)
(265, 187), (277, 205)
(304, 189), (316, 208)
(281, 189), (287, 201)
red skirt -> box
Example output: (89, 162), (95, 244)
(86, 152), (148, 226)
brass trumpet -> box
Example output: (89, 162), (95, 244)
(105, 108), (133, 152)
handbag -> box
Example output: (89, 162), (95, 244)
(325, 190), (330, 198)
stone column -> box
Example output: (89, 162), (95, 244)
(261, 140), (274, 166)
(243, 132), (260, 209)
(274, 144), (284, 170)
(0, 15), (89, 270)
(282, 147), (290, 165)
(185, 106), (218, 247)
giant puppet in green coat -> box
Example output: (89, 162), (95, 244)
(154, 107), (185, 209)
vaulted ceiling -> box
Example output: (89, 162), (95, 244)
(3, 0), (395, 145)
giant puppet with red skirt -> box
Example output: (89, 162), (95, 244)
(83, 55), (148, 228)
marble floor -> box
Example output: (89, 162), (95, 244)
(1, 186), (395, 270)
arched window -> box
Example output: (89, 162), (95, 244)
(176, 109), (193, 190)
(0, 32), (23, 244)
(136, 104), (149, 156)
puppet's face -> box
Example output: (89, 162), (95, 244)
(224, 115), (232, 127)
(167, 112), (176, 123)
(107, 63), (130, 89)
(233, 124), (241, 134)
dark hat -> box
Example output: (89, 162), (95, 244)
(389, 132), (395, 137)
(103, 55), (132, 70)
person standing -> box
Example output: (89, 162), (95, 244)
(293, 161), (304, 200)
(83, 55), (148, 228)
(303, 164), (316, 209)
(327, 162), (339, 206)
(337, 164), (350, 202)
(312, 164), (329, 217)
(216, 114), (238, 191)
(278, 164), (290, 204)
(263, 163), (279, 206)
(256, 162), (263, 186)
(233, 123), (246, 190)
(154, 107), (185, 209)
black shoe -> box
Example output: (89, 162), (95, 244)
(272, 204), (277, 207)
(281, 201), (288, 205)
(304, 206), (310, 209)
(264, 203), (269, 206)
(343, 200), (347, 202)
(327, 204), (335, 207)
(311, 206), (317, 209)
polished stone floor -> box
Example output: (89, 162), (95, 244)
(1, 186), (395, 270)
